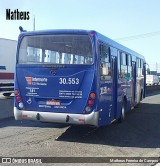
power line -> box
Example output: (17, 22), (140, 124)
(115, 31), (160, 41)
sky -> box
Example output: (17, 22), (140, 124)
(1, 0), (160, 71)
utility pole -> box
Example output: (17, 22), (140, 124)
(156, 62), (158, 73)
(33, 15), (35, 31)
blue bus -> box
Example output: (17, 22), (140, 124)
(14, 29), (146, 127)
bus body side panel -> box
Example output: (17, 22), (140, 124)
(116, 65), (132, 117)
(98, 80), (112, 126)
(97, 57), (112, 126)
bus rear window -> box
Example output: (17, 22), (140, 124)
(18, 34), (93, 65)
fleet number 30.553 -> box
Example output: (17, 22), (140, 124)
(59, 78), (79, 85)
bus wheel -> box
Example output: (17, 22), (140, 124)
(118, 100), (126, 123)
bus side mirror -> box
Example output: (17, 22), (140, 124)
(147, 68), (150, 74)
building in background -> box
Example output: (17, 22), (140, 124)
(0, 38), (17, 96)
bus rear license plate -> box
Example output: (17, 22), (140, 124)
(46, 100), (60, 106)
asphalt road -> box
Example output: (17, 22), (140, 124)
(0, 94), (160, 166)
(0, 95), (14, 119)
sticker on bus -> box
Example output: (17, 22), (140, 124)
(46, 100), (60, 106)
(59, 90), (82, 98)
(25, 77), (48, 86)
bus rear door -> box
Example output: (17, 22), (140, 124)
(131, 61), (136, 107)
(110, 54), (118, 122)
(98, 44), (113, 126)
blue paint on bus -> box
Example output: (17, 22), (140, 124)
(14, 29), (146, 127)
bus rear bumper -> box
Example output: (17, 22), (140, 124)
(14, 107), (99, 126)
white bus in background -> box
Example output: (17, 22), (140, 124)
(146, 74), (159, 86)
(0, 38), (17, 96)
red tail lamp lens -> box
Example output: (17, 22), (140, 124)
(90, 93), (96, 99)
(16, 96), (21, 102)
(14, 90), (19, 96)
(88, 100), (94, 106)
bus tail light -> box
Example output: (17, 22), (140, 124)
(14, 90), (19, 96)
(15, 89), (24, 109)
(88, 100), (94, 106)
(16, 96), (21, 102)
(90, 92), (96, 99)
(84, 92), (96, 113)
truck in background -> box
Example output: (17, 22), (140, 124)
(146, 74), (159, 86)
(0, 38), (17, 96)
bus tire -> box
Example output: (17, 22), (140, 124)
(118, 100), (126, 123)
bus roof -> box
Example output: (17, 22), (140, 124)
(18, 29), (145, 61)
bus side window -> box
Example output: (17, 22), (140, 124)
(120, 52), (127, 78)
(136, 58), (142, 77)
(127, 54), (132, 78)
(141, 59), (144, 75)
(99, 44), (111, 80)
